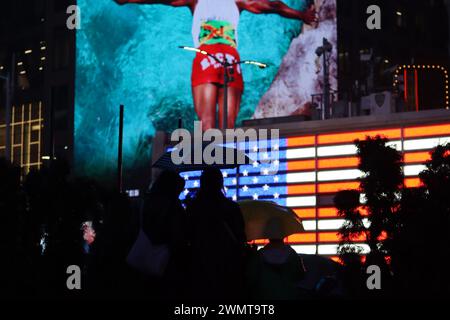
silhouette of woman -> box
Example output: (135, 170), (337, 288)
(186, 167), (247, 300)
(114, 0), (316, 130)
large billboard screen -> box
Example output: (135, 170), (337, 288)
(75, 0), (337, 181)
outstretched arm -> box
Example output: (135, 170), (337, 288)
(236, 0), (317, 25)
(114, 0), (194, 8)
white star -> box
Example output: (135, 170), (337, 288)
(274, 176), (279, 183)
(232, 195), (237, 201)
(193, 181), (199, 187)
(184, 175), (189, 180)
(253, 161), (259, 168)
(252, 145), (258, 152)
(263, 184), (270, 191)
(273, 144), (279, 151)
(262, 168), (269, 175)
(263, 152), (269, 159)
(242, 185), (249, 192)
(273, 192), (280, 199)
(253, 193), (259, 200)
(224, 187), (228, 193)
(183, 189), (189, 196)
(232, 178), (237, 185)
(252, 177), (259, 184)
(243, 170), (248, 176)
(222, 171), (228, 178)
(273, 159), (280, 167)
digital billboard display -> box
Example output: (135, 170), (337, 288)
(75, 0), (337, 179)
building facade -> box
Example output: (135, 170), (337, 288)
(0, 0), (75, 176)
(337, 0), (450, 109)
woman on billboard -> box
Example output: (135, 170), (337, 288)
(114, 0), (316, 130)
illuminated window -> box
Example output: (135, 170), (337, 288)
(5, 103), (44, 176)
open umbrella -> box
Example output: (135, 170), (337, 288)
(153, 142), (252, 172)
(238, 200), (304, 241)
(297, 254), (343, 295)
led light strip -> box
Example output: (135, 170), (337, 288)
(291, 245), (317, 254)
(317, 169), (362, 182)
(318, 129), (402, 145)
(286, 147), (316, 159)
(286, 196), (317, 207)
(302, 218), (371, 231)
(317, 144), (357, 157)
(286, 171), (316, 183)
(404, 164), (427, 176)
(318, 244), (370, 255)
(403, 136), (450, 151)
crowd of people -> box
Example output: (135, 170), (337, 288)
(0, 159), (313, 300)
(3, 141), (449, 300)
(133, 168), (309, 300)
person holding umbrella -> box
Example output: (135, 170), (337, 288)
(239, 200), (306, 300)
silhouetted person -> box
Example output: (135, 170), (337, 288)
(142, 170), (188, 299)
(0, 158), (26, 298)
(84, 188), (135, 299)
(246, 237), (305, 300)
(187, 167), (246, 300)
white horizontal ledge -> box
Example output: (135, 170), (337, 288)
(286, 196), (317, 207)
(404, 136), (450, 151)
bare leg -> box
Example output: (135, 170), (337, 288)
(218, 86), (242, 129)
(192, 84), (219, 131)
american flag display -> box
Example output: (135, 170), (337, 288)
(179, 122), (450, 259)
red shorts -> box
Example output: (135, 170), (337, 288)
(191, 44), (244, 90)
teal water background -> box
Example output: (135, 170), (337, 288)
(75, 0), (307, 179)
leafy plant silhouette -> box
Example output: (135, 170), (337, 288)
(335, 136), (403, 260)
(335, 137), (450, 298)
(390, 143), (450, 297)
